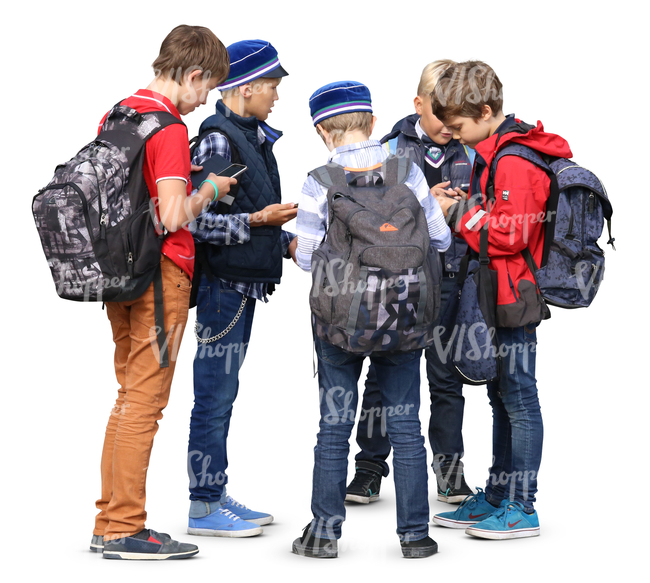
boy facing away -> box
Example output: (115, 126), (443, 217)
(186, 39), (298, 538)
(93, 25), (234, 560)
(430, 61), (572, 539)
(292, 81), (450, 559)
(347, 60), (476, 506)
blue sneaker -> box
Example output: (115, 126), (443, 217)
(222, 495), (274, 526)
(432, 488), (498, 529)
(465, 501), (540, 540)
(188, 507), (263, 538)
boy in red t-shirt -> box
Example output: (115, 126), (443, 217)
(92, 25), (234, 560)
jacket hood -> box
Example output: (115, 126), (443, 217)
(476, 120), (573, 166)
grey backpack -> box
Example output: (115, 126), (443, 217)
(308, 156), (442, 354)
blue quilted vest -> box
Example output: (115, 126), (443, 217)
(197, 101), (284, 284)
(381, 114), (473, 273)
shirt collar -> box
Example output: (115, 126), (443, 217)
(132, 89), (181, 119)
(328, 139), (383, 163)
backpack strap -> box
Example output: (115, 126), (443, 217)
(486, 141), (560, 268)
(153, 263), (169, 368)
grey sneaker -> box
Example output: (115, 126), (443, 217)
(103, 529), (198, 560)
(90, 534), (103, 553)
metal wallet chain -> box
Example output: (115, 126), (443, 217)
(194, 296), (247, 344)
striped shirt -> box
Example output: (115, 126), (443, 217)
(190, 128), (295, 301)
(295, 140), (451, 271)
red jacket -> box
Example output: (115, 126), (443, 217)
(447, 119), (573, 327)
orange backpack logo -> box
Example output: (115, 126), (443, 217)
(380, 223), (398, 232)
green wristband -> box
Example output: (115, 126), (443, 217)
(200, 179), (219, 202)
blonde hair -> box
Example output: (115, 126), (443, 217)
(317, 112), (373, 147)
(417, 59), (456, 97)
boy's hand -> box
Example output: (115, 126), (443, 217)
(288, 236), (298, 264)
(432, 191), (458, 217)
(206, 172), (237, 199)
(250, 203), (298, 226)
(453, 187), (468, 200)
(191, 164), (203, 172)
(430, 181), (460, 200)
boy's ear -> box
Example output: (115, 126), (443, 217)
(239, 83), (253, 98)
(481, 104), (493, 120)
(414, 95), (423, 116)
(186, 69), (204, 85)
(370, 116), (377, 135)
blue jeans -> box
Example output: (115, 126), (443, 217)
(311, 337), (429, 542)
(187, 276), (256, 503)
(485, 324), (543, 512)
(355, 274), (465, 475)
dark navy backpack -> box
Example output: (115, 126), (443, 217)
(488, 123), (614, 309)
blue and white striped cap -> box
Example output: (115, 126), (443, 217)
(217, 40), (288, 91)
(309, 81), (373, 126)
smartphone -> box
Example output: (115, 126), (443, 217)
(218, 164), (247, 179)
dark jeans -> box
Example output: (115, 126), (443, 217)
(311, 337), (428, 542)
(354, 274), (465, 476)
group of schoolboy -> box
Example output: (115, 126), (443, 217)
(90, 24), (567, 560)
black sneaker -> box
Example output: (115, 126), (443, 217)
(401, 535), (438, 558)
(90, 534), (103, 553)
(103, 529), (199, 560)
(292, 523), (338, 558)
(345, 461), (383, 504)
(436, 464), (475, 504)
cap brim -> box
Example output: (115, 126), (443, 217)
(263, 64), (289, 78)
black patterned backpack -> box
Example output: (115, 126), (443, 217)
(308, 156), (442, 354)
(32, 104), (184, 366)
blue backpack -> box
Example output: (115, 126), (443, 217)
(488, 123), (614, 309)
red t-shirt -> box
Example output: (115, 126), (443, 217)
(98, 90), (195, 278)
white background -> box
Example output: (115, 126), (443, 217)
(1, 1), (647, 581)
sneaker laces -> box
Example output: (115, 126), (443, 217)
(491, 501), (526, 524)
(226, 496), (249, 511)
(219, 508), (241, 521)
(349, 470), (378, 492)
(453, 487), (485, 516)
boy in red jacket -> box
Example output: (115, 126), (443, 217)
(429, 61), (572, 540)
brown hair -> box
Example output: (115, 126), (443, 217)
(317, 112), (373, 147)
(152, 25), (229, 84)
(432, 60), (503, 121)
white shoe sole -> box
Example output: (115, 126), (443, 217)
(437, 492), (474, 504)
(103, 549), (199, 560)
(432, 515), (479, 529)
(345, 494), (379, 504)
(247, 515), (274, 526)
(187, 526), (263, 538)
(465, 526), (540, 540)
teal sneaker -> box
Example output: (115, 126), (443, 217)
(465, 501), (540, 540)
(221, 495), (274, 526)
(188, 507), (263, 538)
(432, 488), (498, 529)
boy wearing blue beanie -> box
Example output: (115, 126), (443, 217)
(292, 81), (450, 559)
(187, 39), (297, 538)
